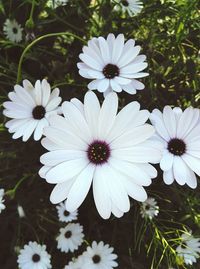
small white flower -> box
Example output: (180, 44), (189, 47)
(176, 232), (200, 265)
(3, 19), (23, 43)
(114, 0), (143, 16)
(77, 33), (148, 96)
(47, 0), (68, 8)
(56, 223), (84, 253)
(17, 205), (25, 218)
(17, 241), (52, 269)
(150, 106), (200, 188)
(140, 197), (159, 219)
(40, 91), (162, 219)
(3, 79), (62, 141)
(56, 202), (78, 223)
(0, 189), (6, 213)
(82, 241), (118, 269)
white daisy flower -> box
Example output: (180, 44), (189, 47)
(3, 19), (23, 43)
(176, 232), (200, 265)
(150, 106), (200, 188)
(56, 223), (84, 253)
(56, 202), (78, 223)
(114, 0), (143, 16)
(39, 91), (162, 219)
(3, 79), (62, 142)
(140, 197), (159, 219)
(77, 33), (148, 96)
(47, 0), (68, 8)
(82, 241), (118, 269)
(0, 189), (6, 213)
(17, 241), (52, 269)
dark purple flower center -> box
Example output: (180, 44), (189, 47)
(32, 105), (46, 119)
(103, 64), (119, 79)
(92, 254), (101, 264)
(87, 141), (110, 165)
(167, 138), (186, 156)
(13, 27), (18, 34)
(121, 0), (129, 7)
(64, 210), (69, 217)
(32, 254), (40, 262)
(65, 231), (72, 239)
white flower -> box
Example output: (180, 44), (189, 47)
(56, 202), (78, 222)
(0, 189), (5, 213)
(114, 0), (143, 16)
(17, 241), (52, 269)
(82, 241), (118, 269)
(39, 91), (162, 219)
(47, 0), (68, 8)
(56, 223), (84, 253)
(140, 197), (159, 219)
(77, 33), (148, 96)
(176, 232), (200, 265)
(3, 19), (23, 43)
(150, 106), (200, 188)
(3, 79), (62, 141)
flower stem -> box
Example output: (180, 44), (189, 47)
(16, 32), (86, 84)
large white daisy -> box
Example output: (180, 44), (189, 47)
(56, 223), (84, 253)
(176, 232), (200, 265)
(17, 241), (52, 269)
(77, 33), (148, 96)
(0, 189), (5, 213)
(82, 241), (118, 269)
(39, 91), (162, 219)
(114, 0), (143, 16)
(3, 79), (62, 141)
(150, 106), (200, 188)
(56, 202), (78, 223)
(3, 19), (23, 43)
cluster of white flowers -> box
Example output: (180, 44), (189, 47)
(176, 232), (200, 265)
(3, 33), (200, 222)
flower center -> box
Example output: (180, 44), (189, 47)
(32, 105), (46, 120)
(121, 0), (129, 7)
(167, 138), (186, 156)
(103, 64), (119, 79)
(32, 254), (40, 263)
(12, 27), (18, 34)
(64, 210), (69, 217)
(92, 254), (101, 264)
(65, 231), (72, 239)
(87, 141), (110, 165)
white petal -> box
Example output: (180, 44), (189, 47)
(79, 53), (103, 71)
(97, 79), (110, 92)
(173, 156), (189, 185)
(45, 158), (89, 183)
(71, 98), (84, 114)
(110, 124), (155, 149)
(93, 166), (112, 219)
(182, 154), (200, 176)
(65, 164), (95, 212)
(110, 79), (122, 92)
(163, 106), (177, 138)
(124, 179), (147, 202)
(98, 92), (118, 139)
(14, 85), (36, 106)
(33, 118), (48, 141)
(187, 170), (197, 189)
(118, 42), (140, 67)
(120, 62), (148, 74)
(98, 36), (110, 63)
(46, 97), (61, 111)
(50, 179), (75, 204)
(84, 91), (100, 137)
(41, 79), (51, 107)
(40, 150), (86, 166)
(112, 34), (124, 64)
(34, 80), (42, 105)
(150, 109), (170, 141)
(160, 152), (174, 171)
(163, 169), (174, 185)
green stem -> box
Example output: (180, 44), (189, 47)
(16, 32), (86, 83)
(5, 174), (31, 198)
(29, 0), (35, 21)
